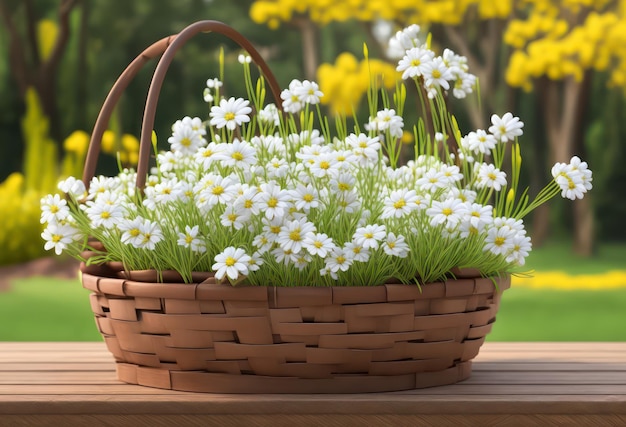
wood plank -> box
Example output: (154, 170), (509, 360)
(0, 341), (624, 425)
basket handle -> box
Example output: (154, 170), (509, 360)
(83, 20), (283, 190)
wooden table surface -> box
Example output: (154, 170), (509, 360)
(0, 342), (624, 426)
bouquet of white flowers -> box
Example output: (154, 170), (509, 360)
(41, 24), (592, 288)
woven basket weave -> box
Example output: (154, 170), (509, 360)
(81, 262), (509, 393)
(80, 20), (510, 393)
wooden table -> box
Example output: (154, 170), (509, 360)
(0, 342), (624, 426)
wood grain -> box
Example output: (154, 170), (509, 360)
(0, 342), (624, 426)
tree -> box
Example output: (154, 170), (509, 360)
(0, 0), (79, 142)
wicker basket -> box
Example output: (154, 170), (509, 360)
(82, 261), (509, 393)
(80, 20), (510, 393)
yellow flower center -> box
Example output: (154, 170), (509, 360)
(319, 161), (330, 170)
(180, 137), (191, 147)
(212, 186), (224, 195)
(411, 59), (421, 67)
(494, 237), (505, 246)
(232, 152), (244, 161)
(442, 208), (452, 216)
(225, 256), (236, 266)
(270, 225), (281, 234)
(364, 232), (373, 239)
(488, 172), (497, 180)
(185, 235), (194, 244)
(50, 205), (59, 213)
(289, 230), (301, 241)
(100, 211), (111, 219)
(52, 234), (62, 243)
(393, 199), (406, 209)
(267, 197), (278, 208)
(228, 213), (238, 222)
(224, 112), (236, 121)
(388, 242), (396, 249)
(338, 183), (350, 191)
(303, 194), (314, 202)
(336, 256), (346, 264)
(432, 69), (441, 79)
(130, 229), (140, 237)
(314, 241), (323, 248)
(244, 199), (253, 209)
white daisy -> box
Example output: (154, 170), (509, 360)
(209, 97), (252, 130)
(177, 225), (206, 253)
(422, 57), (453, 90)
(259, 181), (290, 220)
(220, 205), (251, 230)
(212, 247), (251, 281)
(277, 218), (316, 253)
(294, 80), (323, 104)
(353, 224), (387, 250)
(85, 199), (124, 228)
(168, 122), (205, 155)
(382, 232), (410, 258)
(489, 112), (524, 143)
(281, 80), (304, 113)
(476, 163), (507, 192)
(247, 251), (264, 272)
(344, 240), (370, 263)
(324, 246), (354, 274)
(483, 224), (516, 256)
(426, 198), (467, 227)
(40, 194), (70, 225)
(57, 177), (86, 198)
(382, 189), (418, 219)
(506, 232), (532, 265)
(289, 184), (319, 212)
(302, 232), (335, 258)
(216, 139), (257, 168)
(396, 47), (434, 80)
(41, 223), (79, 255)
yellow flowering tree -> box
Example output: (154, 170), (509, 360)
(250, 0), (626, 255)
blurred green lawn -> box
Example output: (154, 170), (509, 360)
(1, 240), (625, 341)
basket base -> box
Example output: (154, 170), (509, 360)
(116, 361), (472, 394)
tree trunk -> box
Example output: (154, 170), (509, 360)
(294, 17), (319, 81)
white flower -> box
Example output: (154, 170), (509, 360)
(238, 54), (251, 64)
(136, 219), (163, 250)
(259, 181), (290, 220)
(212, 247), (251, 281)
(198, 174), (238, 208)
(167, 123), (205, 155)
(290, 184), (319, 212)
(397, 47), (434, 80)
(383, 232), (410, 257)
(258, 103), (280, 126)
(216, 139), (257, 168)
(551, 156), (592, 200)
(247, 251), (264, 272)
(309, 152), (339, 178)
(253, 233), (274, 254)
(194, 142), (224, 170)
(281, 80), (304, 113)
(294, 80), (323, 104)
(366, 108), (404, 138)
(221, 205), (251, 230)
(388, 24), (422, 58)
(506, 232), (532, 265)
(464, 203), (493, 229)
(277, 218), (316, 253)
(382, 189), (418, 219)
(353, 224), (387, 250)
(118, 217), (144, 247)
(415, 168), (448, 193)
(324, 246), (354, 273)
(234, 186), (263, 216)
(40, 194), (70, 225)
(426, 198), (467, 227)
(452, 72), (476, 99)
(476, 163), (507, 192)
(346, 133), (380, 166)
(85, 199), (124, 228)
(42, 223), (79, 255)
(484, 224), (516, 256)
(303, 232), (335, 258)
(337, 190), (361, 213)
(439, 164), (463, 184)
(266, 157), (289, 179)
(177, 225), (206, 253)
(422, 57), (453, 91)
(271, 246), (299, 265)
(209, 97), (252, 130)
(58, 177), (86, 198)
(464, 129), (497, 155)
(344, 240), (370, 262)
(489, 113), (524, 143)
